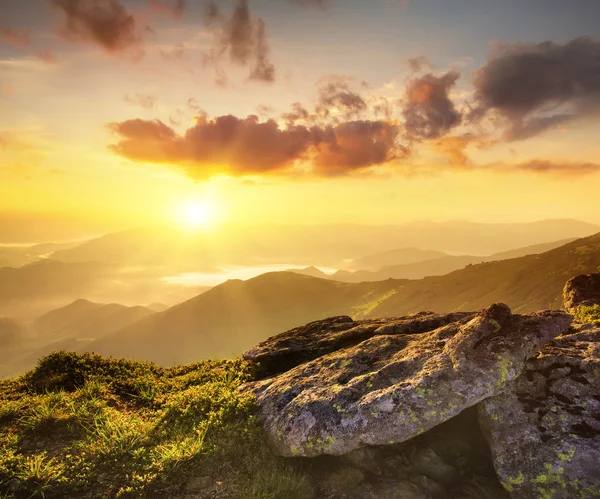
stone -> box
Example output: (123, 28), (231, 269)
(244, 312), (475, 377)
(479, 327), (600, 499)
(563, 273), (600, 311)
(241, 304), (572, 457)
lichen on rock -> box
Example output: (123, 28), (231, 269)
(479, 326), (600, 499)
(241, 304), (572, 457)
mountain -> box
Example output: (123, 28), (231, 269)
(48, 220), (600, 269)
(0, 300), (156, 379)
(0, 241), (83, 268)
(0, 260), (111, 318)
(321, 238), (579, 283)
(348, 247), (449, 271)
(90, 233), (600, 366)
(369, 233), (600, 317)
(88, 273), (401, 366)
(0, 318), (25, 349)
(32, 299), (155, 341)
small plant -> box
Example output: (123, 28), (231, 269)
(244, 459), (313, 499)
(573, 305), (600, 325)
(16, 453), (64, 499)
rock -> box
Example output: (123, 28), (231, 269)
(563, 273), (600, 311)
(479, 327), (600, 499)
(244, 312), (475, 376)
(241, 304), (572, 457)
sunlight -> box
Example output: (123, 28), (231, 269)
(174, 199), (220, 230)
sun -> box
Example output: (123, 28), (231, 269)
(175, 199), (219, 229)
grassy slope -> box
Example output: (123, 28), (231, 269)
(371, 233), (600, 316)
(3, 309), (598, 499)
(0, 352), (311, 499)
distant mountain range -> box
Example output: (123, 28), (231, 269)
(84, 233), (600, 367)
(45, 219), (600, 268)
(0, 299), (157, 379)
(292, 239), (577, 282)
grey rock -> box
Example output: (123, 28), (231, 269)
(479, 327), (600, 498)
(563, 273), (600, 311)
(241, 304), (572, 457)
(244, 312), (474, 377)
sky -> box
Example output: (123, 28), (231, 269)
(1, 0), (600, 241)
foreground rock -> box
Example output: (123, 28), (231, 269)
(479, 326), (600, 499)
(242, 304), (572, 457)
(563, 273), (600, 311)
(311, 408), (508, 499)
(244, 312), (474, 376)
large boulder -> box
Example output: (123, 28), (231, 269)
(563, 273), (600, 311)
(241, 304), (572, 457)
(244, 311), (474, 376)
(479, 326), (600, 499)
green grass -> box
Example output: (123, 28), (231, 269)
(573, 304), (600, 326)
(0, 352), (312, 499)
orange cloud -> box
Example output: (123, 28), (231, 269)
(108, 114), (404, 178)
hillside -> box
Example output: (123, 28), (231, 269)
(0, 301), (155, 379)
(348, 247), (448, 271)
(86, 234), (600, 367)
(88, 273), (401, 366)
(32, 299), (155, 341)
(327, 238), (578, 282)
(370, 232), (600, 316)
(0, 318), (25, 349)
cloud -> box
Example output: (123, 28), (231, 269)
(149, 0), (186, 19)
(108, 114), (403, 178)
(471, 37), (600, 141)
(124, 93), (157, 109)
(315, 75), (368, 120)
(203, 0), (276, 84)
(405, 56), (431, 73)
(494, 159), (600, 176)
(51, 0), (143, 55)
(34, 51), (59, 64)
(433, 135), (473, 166)
(0, 27), (30, 48)
(402, 70), (462, 140)
(289, 0), (329, 8)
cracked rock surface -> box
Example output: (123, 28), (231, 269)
(479, 326), (600, 499)
(241, 304), (572, 457)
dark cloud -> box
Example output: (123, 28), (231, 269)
(0, 27), (30, 48)
(315, 75), (368, 120)
(51, 0), (142, 55)
(311, 120), (406, 175)
(108, 114), (403, 178)
(149, 0), (186, 18)
(124, 93), (157, 110)
(472, 37), (600, 141)
(406, 56), (431, 73)
(203, 0), (276, 84)
(403, 70), (462, 140)
(501, 159), (600, 176)
(282, 102), (312, 125)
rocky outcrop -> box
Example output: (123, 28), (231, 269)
(241, 304), (572, 457)
(244, 312), (474, 376)
(563, 273), (600, 311)
(479, 326), (600, 498)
